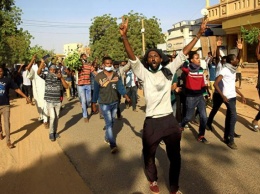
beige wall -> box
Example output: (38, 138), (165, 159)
(207, 0), (260, 62)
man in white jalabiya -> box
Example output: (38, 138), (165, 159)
(26, 55), (48, 126)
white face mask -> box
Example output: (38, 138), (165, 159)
(104, 66), (113, 72)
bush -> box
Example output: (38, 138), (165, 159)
(241, 26), (260, 45)
(64, 52), (82, 70)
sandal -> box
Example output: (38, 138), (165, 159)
(7, 142), (15, 149)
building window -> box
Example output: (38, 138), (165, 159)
(242, 0), (245, 8)
(247, 0), (249, 7)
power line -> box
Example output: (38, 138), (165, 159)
(28, 31), (88, 35)
(23, 19), (91, 25)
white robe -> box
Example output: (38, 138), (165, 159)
(27, 64), (47, 121)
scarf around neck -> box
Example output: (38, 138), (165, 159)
(224, 63), (237, 74)
(149, 64), (173, 80)
(188, 63), (200, 72)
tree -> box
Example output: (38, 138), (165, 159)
(0, 5), (33, 65)
(89, 11), (165, 62)
(241, 26), (260, 45)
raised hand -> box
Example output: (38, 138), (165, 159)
(198, 17), (208, 35)
(217, 37), (222, 46)
(237, 39), (243, 50)
(119, 16), (128, 37)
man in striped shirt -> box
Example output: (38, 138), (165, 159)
(78, 54), (96, 122)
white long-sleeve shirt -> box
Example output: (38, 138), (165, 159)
(129, 51), (187, 118)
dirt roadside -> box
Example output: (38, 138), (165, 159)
(0, 96), (93, 194)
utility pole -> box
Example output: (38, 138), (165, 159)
(141, 19), (145, 55)
(206, 0), (210, 7)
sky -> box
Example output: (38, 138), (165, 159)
(16, 0), (219, 54)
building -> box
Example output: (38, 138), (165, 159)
(63, 43), (83, 56)
(165, 19), (226, 59)
(207, 0), (260, 63)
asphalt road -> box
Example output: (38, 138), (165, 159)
(56, 94), (260, 194)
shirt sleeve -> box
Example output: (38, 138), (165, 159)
(92, 80), (100, 103)
(116, 78), (126, 96)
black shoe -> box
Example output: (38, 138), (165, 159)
(206, 124), (214, 131)
(197, 136), (210, 144)
(110, 146), (118, 154)
(49, 133), (55, 141)
(234, 133), (241, 138)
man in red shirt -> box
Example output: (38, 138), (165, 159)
(78, 54), (96, 122)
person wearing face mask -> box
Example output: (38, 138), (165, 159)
(120, 16), (207, 194)
(214, 40), (246, 150)
(92, 56), (130, 154)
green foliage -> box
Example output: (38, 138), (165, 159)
(89, 11), (165, 63)
(27, 45), (55, 63)
(64, 51), (82, 70)
(0, 5), (33, 65)
(241, 26), (260, 45)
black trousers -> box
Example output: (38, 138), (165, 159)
(142, 114), (181, 192)
(207, 92), (223, 126)
(22, 85), (33, 99)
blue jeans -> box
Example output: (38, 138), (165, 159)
(46, 102), (61, 134)
(224, 97), (237, 143)
(181, 95), (207, 136)
(100, 102), (118, 148)
(78, 85), (91, 118)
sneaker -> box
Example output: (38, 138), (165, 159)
(198, 136), (210, 144)
(49, 133), (55, 141)
(251, 120), (259, 132)
(110, 146), (118, 154)
(100, 115), (104, 119)
(170, 191), (183, 194)
(227, 142), (238, 150)
(149, 181), (159, 194)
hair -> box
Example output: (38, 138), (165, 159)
(226, 54), (236, 64)
(208, 52), (212, 55)
(102, 56), (113, 64)
(188, 52), (198, 63)
(142, 48), (170, 69)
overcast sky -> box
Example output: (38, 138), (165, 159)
(16, 0), (219, 53)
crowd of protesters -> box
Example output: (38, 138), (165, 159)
(1, 16), (260, 194)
